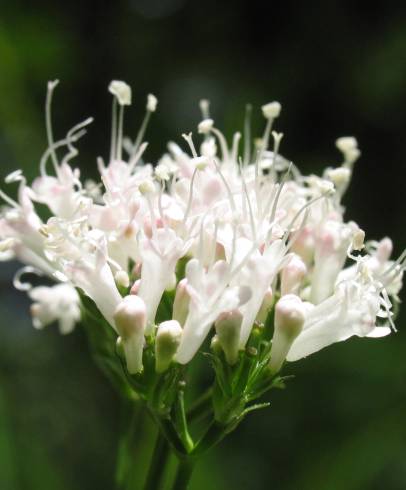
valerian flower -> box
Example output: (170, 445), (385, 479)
(0, 79), (404, 381)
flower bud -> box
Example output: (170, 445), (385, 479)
(210, 334), (222, 355)
(114, 295), (146, 374)
(261, 101), (281, 120)
(281, 254), (307, 296)
(269, 295), (306, 373)
(130, 279), (141, 295)
(172, 279), (190, 326)
(215, 309), (242, 365)
(155, 320), (182, 373)
(256, 288), (273, 325)
(108, 80), (132, 106)
(291, 226), (315, 265)
(115, 270), (130, 288)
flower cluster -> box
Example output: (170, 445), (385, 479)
(1, 80), (404, 381)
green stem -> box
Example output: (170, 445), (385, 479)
(175, 390), (194, 452)
(116, 402), (149, 489)
(192, 421), (225, 456)
(143, 431), (171, 490)
(171, 458), (195, 490)
(187, 388), (213, 424)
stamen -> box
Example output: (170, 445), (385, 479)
(380, 249), (406, 280)
(381, 288), (397, 332)
(229, 222), (237, 269)
(132, 95), (157, 158)
(97, 157), (106, 173)
(157, 185), (167, 229)
(61, 117), (94, 168)
(286, 209), (310, 252)
(116, 104), (124, 161)
(128, 142), (149, 172)
(240, 168), (257, 243)
(231, 132), (241, 163)
(238, 159), (247, 219)
(0, 188), (19, 208)
(182, 133), (198, 158)
(283, 189), (334, 242)
(213, 160), (236, 214)
(270, 131), (284, 181)
(182, 167), (198, 225)
(269, 163), (292, 225)
(211, 127), (230, 163)
(45, 80), (60, 173)
(110, 97), (117, 163)
(199, 99), (210, 119)
(243, 104), (252, 165)
(13, 266), (43, 292)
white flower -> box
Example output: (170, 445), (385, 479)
(114, 295), (146, 373)
(155, 320), (183, 373)
(29, 283), (80, 334)
(287, 266), (392, 362)
(138, 227), (190, 332)
(269, 294), (307, 373)
(0, 79), (403, 375)
(175, 258), (251, 364)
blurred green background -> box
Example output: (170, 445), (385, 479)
(0, 1), (406, 489)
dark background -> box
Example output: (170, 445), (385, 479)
(0, 1), (406, 489)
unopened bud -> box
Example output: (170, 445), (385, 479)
(291, 226), (315, 265)
(215, 310), (242, 365)
(130, 279), (141, 295)
(281, 254), (307, 295)
(114, 295), (146, 374)
(269, 295), (306, 374)
(262, 101), (281, 120)
(108, 80), (132, 106)
(115, 270), (130, 288)
(155, 320), (182, 373)
(172, 279), (190, 326)
(198, 118), (214, 134)
(256, 288), (273, 325)
(210, 334), (222, 355)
